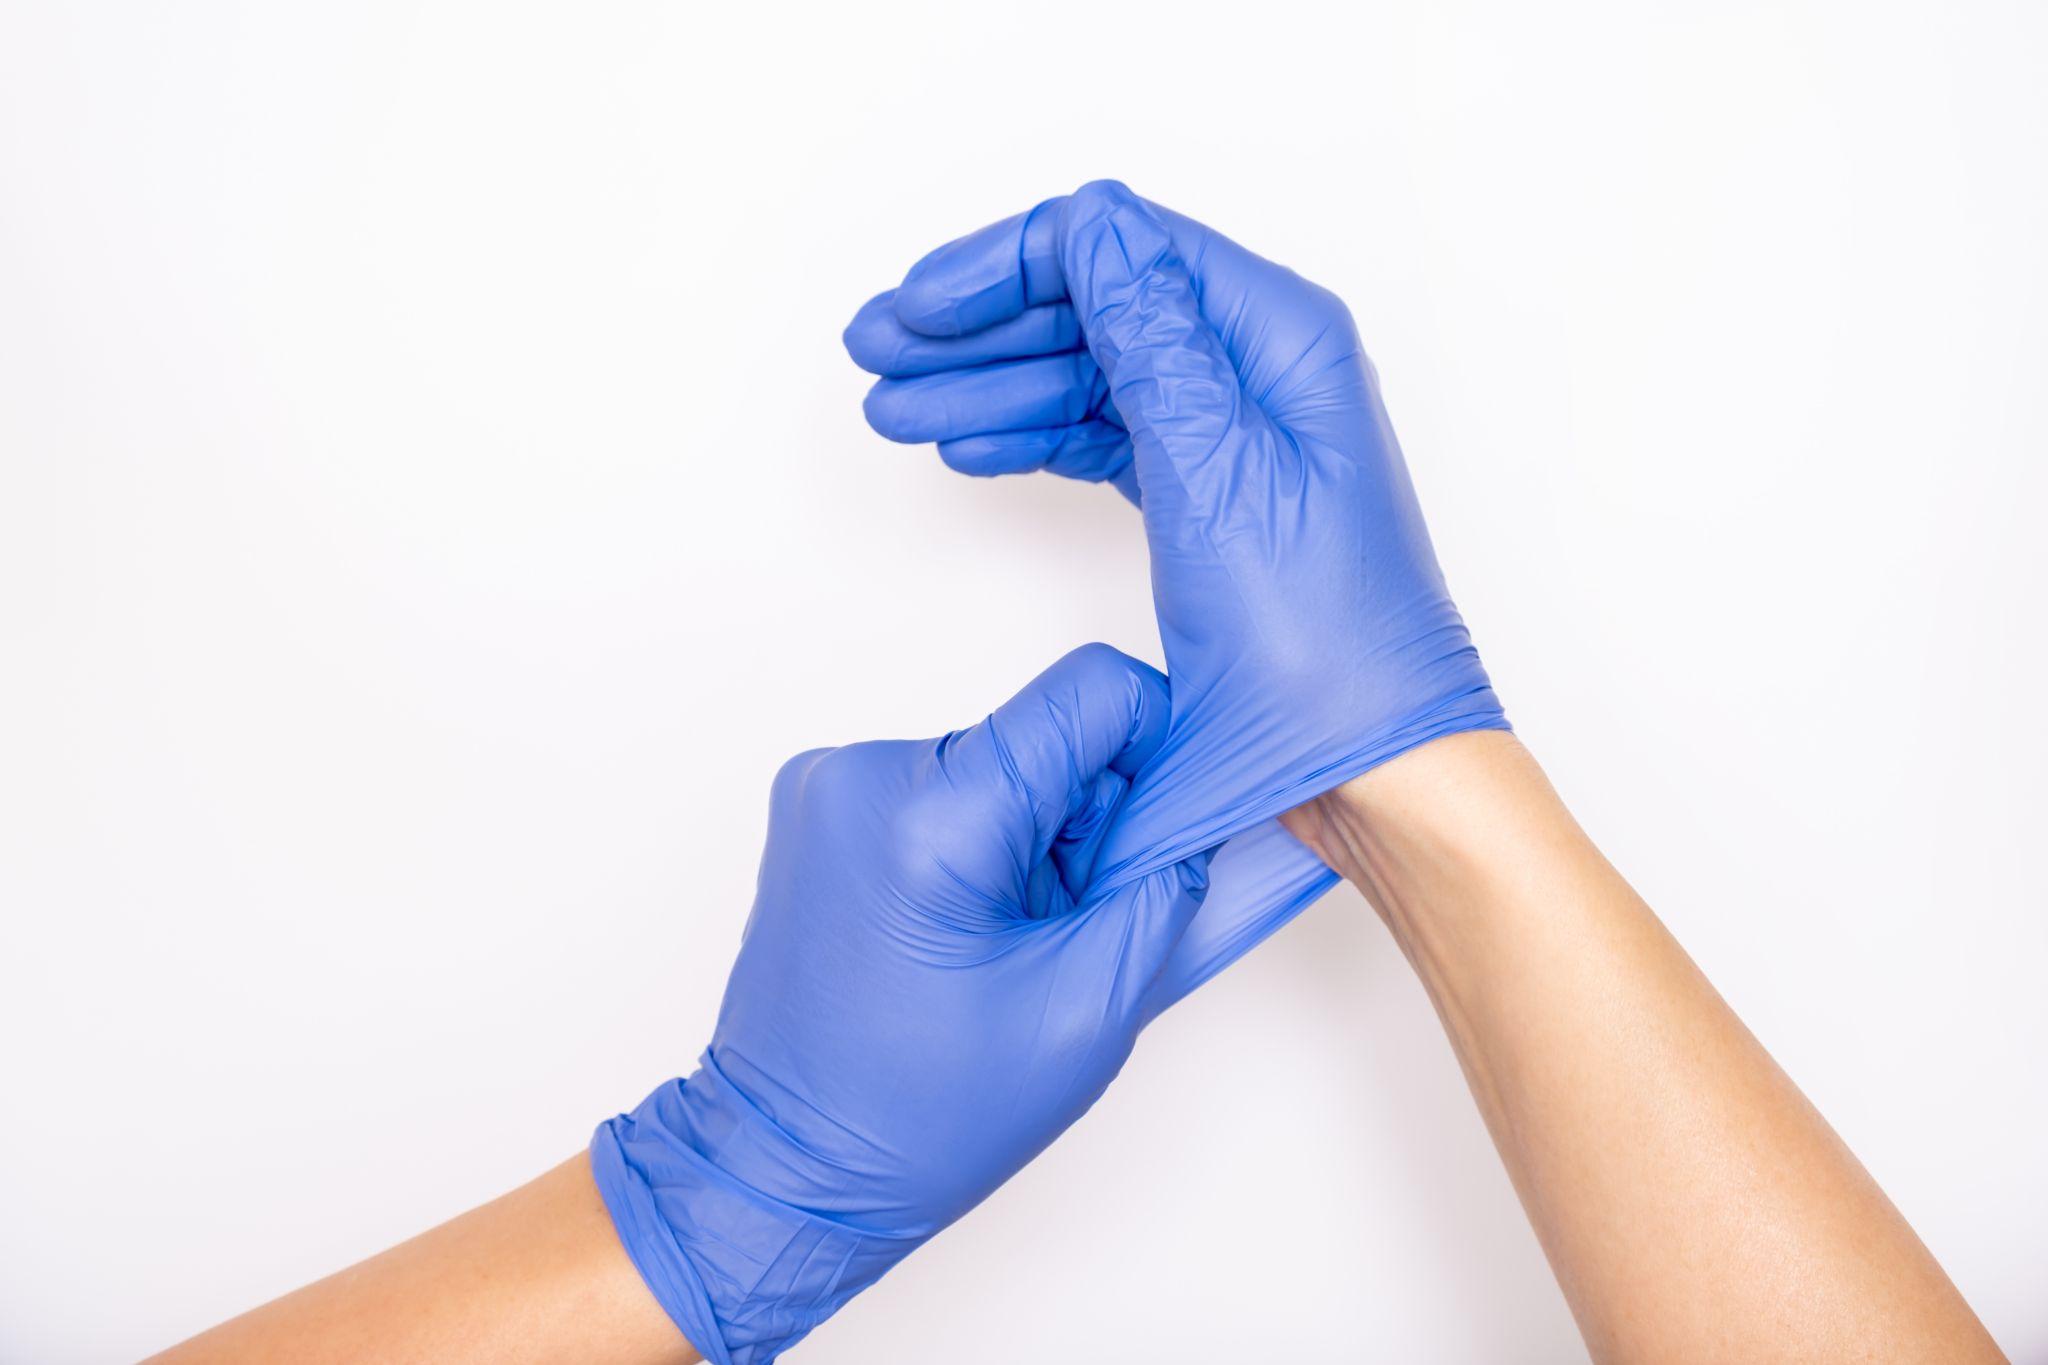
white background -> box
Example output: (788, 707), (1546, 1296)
(2, 2), (2043, 1360)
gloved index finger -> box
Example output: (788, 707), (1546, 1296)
(894, 198), (1067, 337)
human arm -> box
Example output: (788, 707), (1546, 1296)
(146, 1154), (697, 1365)
(1283, 731), (2002, 1363)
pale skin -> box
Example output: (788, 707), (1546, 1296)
(1280, 730), (2003, 1363)
(150, 732), (2003, 1363)
(148, 1153), (697, 1365)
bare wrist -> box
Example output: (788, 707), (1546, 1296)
(1282, 730), (1551, 903)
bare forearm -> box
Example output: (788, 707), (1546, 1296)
(1284, 731), (2000, 1364)
(146, 1154), (696, 1365)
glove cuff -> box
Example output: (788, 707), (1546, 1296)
(591, 1073), (920, 1365)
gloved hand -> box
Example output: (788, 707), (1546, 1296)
(844, 181), (1508, 979)
(592, 645), (1212, 1365)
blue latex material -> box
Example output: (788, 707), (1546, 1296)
(595, 647), (1215, 1364)
(596, 183), (1512, 1362)
(845, 180), (1510, 999)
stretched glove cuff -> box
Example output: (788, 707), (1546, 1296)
(1097, 683), (1512, 892)
(592, 1074), (918, 1365)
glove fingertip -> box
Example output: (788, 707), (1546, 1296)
(936, 434), (1048, 478)
(860, 379), (930, 444)
(842, 291), (902, 374)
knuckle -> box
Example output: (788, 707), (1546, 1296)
(1070, 178), (1135, 211)
(1059, 640), (1134, 690)
(770, 745), (836, 808)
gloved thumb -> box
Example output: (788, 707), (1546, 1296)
(945, 643), (1170, 900)
(1055, 181), (1280, 507)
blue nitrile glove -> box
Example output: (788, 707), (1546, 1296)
(592, 645), (1213, 1365)
(844, 181), (1510, 994)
